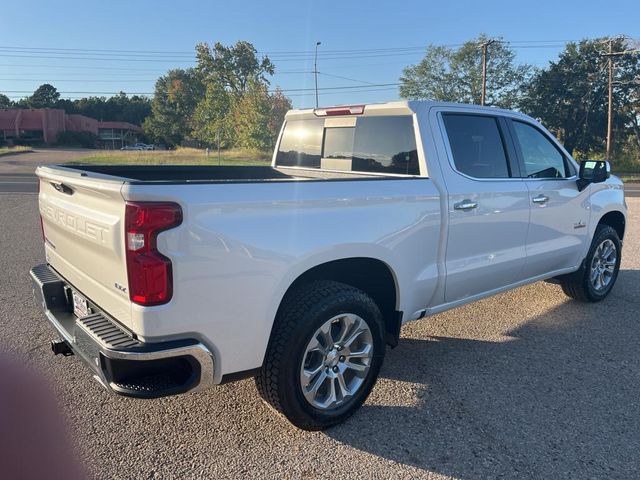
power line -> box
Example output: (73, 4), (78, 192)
(0, 46), (196, 55)
(2, 86), (401, 100)
(2, 37), (635, 105)
(0, 49), (195, 59)
(0, 51), (429, 62)
(0, 63), (181, 72)
(286, 87), (400, 98)
(0, 53), (196, 63)
(0, 70), (315, 82)
(0, 46), (570, 63)
(0, 64), (311, 75)
(317, 72), (376, 85)
(0, 41), (579, 63)
(0, 40), (581, 55)
(0, 78), (159, 82)
(0, 76), (604, 90)
(0, 82), (401, 96)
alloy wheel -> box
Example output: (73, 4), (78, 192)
(299, 313), (374, 410)
(590, 239), (617, 292)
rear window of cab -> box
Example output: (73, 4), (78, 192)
(275, 115), (420, 175)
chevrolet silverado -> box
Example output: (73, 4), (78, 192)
(31, 101), (626, 430)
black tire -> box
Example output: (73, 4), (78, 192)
(560, 225), (621, 302)
(255, 280), (385, 430)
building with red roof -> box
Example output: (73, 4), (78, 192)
(0, 108), (144, 148)
(97, 121), (144, 149)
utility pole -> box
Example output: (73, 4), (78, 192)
(480, 39), (495, 106)
(606, 38), (614, 162)
(601, 36), (639, 163)
(314, 41), (321, 108)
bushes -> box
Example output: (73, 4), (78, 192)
(56, 131), (99, 148)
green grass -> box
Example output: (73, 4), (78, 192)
(67, 147), (271, 166)
(610, 151), (640, 181)
(619, 174), (640, 183)
(0, 146), (33, 157)
(612, 161), (640, 182)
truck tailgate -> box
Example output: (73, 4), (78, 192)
(37, 166), (132, 328)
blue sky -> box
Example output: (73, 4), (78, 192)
(1, 0), (638, 108)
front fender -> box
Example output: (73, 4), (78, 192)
(584, 176), (626, 256)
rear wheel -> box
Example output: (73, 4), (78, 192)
(560, 225), (621, 302)
(255, 281), (385, 430)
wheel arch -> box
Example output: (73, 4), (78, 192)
(276, 257), (402, 348)
(597, 210), (626, 241)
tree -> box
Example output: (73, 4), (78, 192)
(521, 38), (639, 156)
(190, 40), (285, 149)
(229, 80), (274, 151)
(196, 41), (274, 95)
(105, 92), (152, 125)
(191, 80), (232, 147)
(0, 93), (12, 108)
(627, 80), (640, 153)
(28, 84), (61, 108)
(143, 69), (204, 145)
(400, 35), (531, 108)
(226, 83), (293, 151)
(143, 40), (290, 150)
(605, 41), (640, 156)
(66, 93), (151, 125)
(268, 88), (292, 143)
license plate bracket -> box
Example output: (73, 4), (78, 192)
(72, 290), (90, 319)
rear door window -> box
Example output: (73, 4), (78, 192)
(352, 116), (419, 175)
(442, 114), (511, 179)
(323, 127), (355, 159)
(276, 115), (419, 175)
(275, 118), (324, 168)
(321, 127), (356, 171)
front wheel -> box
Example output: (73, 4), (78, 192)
(560, 225), (621, 302)
(255, 281), (385, 430)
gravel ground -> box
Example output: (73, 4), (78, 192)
(0, 193), (638, 480)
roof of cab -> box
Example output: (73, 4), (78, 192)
(284, 100), (534, 122)
(285, 100), (413, 120)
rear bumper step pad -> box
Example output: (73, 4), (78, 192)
(30, 263), (214, 398)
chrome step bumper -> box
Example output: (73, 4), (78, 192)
(30, 264), (214, 398)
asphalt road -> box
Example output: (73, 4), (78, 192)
(0, 148), (90, 193)
(625, 182), (640, 197)
(1, 155), (639, 479)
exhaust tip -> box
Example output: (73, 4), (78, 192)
(51, 339), (73, 357)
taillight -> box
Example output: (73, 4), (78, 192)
(125, 202), (182, 306)
(38, 180), (45, 242)
(313, 105), (365, 116)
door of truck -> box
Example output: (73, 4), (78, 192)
(437, 110), (531, 303)
(505, 119), (590, 277)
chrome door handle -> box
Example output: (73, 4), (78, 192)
(532, 194), (549, 204)
(454, 200), (478, 210)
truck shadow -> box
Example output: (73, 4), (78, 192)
(326, 269), (640, 479)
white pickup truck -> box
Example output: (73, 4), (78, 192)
(31, 101), (626, 430)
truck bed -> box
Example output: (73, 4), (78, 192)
(59, 164), (397, 184)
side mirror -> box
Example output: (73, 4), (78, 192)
(577, 160), (610, 192)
